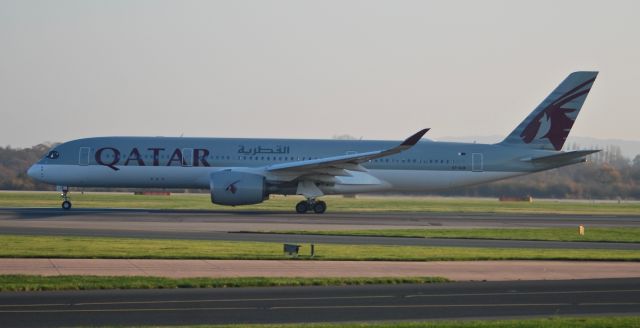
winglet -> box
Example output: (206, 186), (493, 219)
(401, 128), (430, 146)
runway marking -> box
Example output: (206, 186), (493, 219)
(580, 302), (640, 306)
(5, 300), (640, 314)
(0, 307), (256, 313)
(0, 303), (583, 313)
(74, 295), (393, 306)
(0, 295), (393, 308)
(269, 303), (573, 310)
(0, 303), (72, 308)
(2, 289), (639, 309)
(405, 289), (640, 298)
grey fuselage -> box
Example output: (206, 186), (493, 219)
(29, 136), (579, 194)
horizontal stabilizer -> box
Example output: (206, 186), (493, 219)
(527, 150), (600, 164)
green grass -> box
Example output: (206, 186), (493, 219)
(144, 317), (640, 328)
(0, 275), (448, 292)
(274, 227), (640, 243)
(1, 192), (639, 215)
(1, 234), (639, 261)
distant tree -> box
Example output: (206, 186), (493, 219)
(0, 144), (57, 191)
(332, 134), (359, 140)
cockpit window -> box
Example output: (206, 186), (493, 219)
(46, 151), (60, 159)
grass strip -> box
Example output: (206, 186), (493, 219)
(161, 316), (640, 328)
(1, 192), (639, 215)
(1, 234), (639, 261)
(0, 275), (448, 292)
(273, 227), (640, 243)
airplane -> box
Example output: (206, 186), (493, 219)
(28, 71), (599, 214)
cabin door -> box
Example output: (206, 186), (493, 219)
(472, 153), (483, 172)
(78, 147), (90, 166)
(182, 148), (193, 167)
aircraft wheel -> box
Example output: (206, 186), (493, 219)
(62, 201), (72, 210)
(295, 201), (309, 214)
(313, 201), (327, 214)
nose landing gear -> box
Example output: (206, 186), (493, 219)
(60, 187), (72, 210)
(295, 199), (327, 214)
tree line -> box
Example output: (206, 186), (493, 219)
(0, 144), (57, 191)
(1, 143), (639, 199)
(433, 145), (640, 199)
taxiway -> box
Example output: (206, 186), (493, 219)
(1, 208), (639, 250)
(0, 278), (638, 327)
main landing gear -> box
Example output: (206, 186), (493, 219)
(60, 187), (72, 210)
(295, 199), (327, 214)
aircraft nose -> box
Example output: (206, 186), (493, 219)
(27, 165), (39, 179)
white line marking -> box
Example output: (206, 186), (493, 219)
(405, 289), (640, 298)
(0, 303), (583, 313)
(0, 295), (392, 308)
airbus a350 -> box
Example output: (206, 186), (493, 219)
(28, 71), (599, 213)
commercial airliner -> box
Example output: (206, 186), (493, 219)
(28, 71), (599, 213)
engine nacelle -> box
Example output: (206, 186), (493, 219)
(209, 171), (267, 206)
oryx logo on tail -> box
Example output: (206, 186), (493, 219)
(520, 77), (595, 150)
(500, 72), (598, 151)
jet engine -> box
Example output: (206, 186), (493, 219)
(209, 171), (267, 206)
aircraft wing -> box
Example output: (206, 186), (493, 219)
(266, 129), (429, 175)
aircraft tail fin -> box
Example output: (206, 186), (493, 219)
(500, 71), (598, 151)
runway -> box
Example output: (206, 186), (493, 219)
(1, 278), (638, 327)
(1, 208), (640, 250)
(3, 207), (640, 229)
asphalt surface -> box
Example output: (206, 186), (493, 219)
(3, 207), (640, 228)
(3, 259), (639, 281)
(1, 278), (638, 327)
(1, 208), (640, 250)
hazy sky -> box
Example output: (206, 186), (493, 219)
(1, 0), (639, 148)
